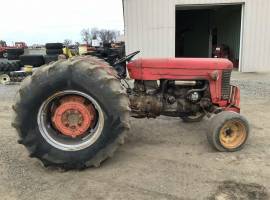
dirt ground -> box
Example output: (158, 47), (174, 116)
(0, 71), (270, 200)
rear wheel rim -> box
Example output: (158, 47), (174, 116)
(219, 120), (247, 149)
(37, 90), (104, 151)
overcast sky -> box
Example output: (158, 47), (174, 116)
(0, 0), (124, 45)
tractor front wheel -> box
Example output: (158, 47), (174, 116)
(207, 111), (249, 152)
(12, 56), (130, 170)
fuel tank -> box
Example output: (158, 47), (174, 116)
(127, 58), (233, 80)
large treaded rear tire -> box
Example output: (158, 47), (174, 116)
(12, 56), (130, 170)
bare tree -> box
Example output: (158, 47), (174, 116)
(63, 39), (72, 46)
(99, 29), (120, 43)
(81, 28), (91, 45)
(91, 28), (99, 40)
(80, 28), (121, 44)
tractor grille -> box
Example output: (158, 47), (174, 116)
(221, 70), (232, 100)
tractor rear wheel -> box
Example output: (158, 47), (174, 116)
(12, 56), (130, 169)
(207, 111), (249, 152)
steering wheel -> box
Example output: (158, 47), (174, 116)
(113, 51), (140, 66)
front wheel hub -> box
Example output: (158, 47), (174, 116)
(52, 96), (96, 138)
(219, 120), (247, 149)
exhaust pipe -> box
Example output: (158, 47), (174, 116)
(175, 81), (197, 86)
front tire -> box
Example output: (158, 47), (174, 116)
(207, 111), (249, 152)
(12, 56), (130, 169)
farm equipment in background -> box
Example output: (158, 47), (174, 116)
(213, 44), (239, 68)
(12, 51), (249, 170)
(0, 42), (80, 85)
(0, 41), (8, 58)
(89, 42), (125, 64)
(87, 42), (126, 76)
(0, 47), (7, 58)
(79, 44), (96, 55)
(0, 42), (41, 84)
(65, 45), (79, 57)
(0, 42), (28, 60)
(213, 44), (231, 59)
(0, 59), (34, 85)
(14, 42), (28, 49)
(0, 42), (81, 85)
(79, 42), (125, 64)
(44, 43), (80, 64)
(0, 71), (33, 84)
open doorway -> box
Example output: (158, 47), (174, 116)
(175, 4), (242, 69)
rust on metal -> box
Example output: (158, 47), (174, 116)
(51, 95), (96, 138)
(219, 120), (247, 149)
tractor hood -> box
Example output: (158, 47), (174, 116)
(127, 58), (233, 80)
(128, 58), (233, 70)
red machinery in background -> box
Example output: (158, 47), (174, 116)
(213, 44), (239, 68)
(0, 42), (27, 58)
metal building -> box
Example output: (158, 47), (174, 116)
(123, 0), (270, 72)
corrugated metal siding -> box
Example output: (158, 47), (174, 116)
(123, 0), (175, 58)
(124, 0), (270, 72)
(242, 0), (270, 71)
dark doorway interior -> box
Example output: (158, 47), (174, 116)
(175, 5), (242, 67)
(175, 10), (210, 58)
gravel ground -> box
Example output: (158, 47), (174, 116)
(0, 71), (270, 200)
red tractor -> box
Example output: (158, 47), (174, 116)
(12, 52), (249, 169)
